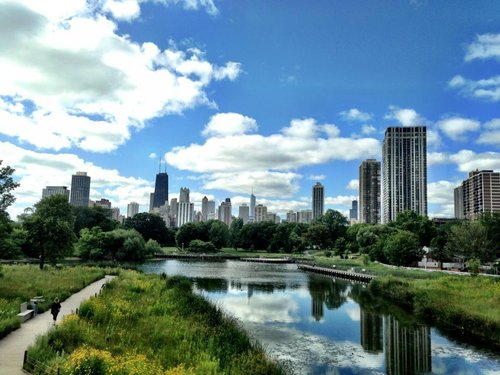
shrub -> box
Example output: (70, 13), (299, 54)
(188, 240), (217, 253)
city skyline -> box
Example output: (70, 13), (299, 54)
(1, 1), (499, 220)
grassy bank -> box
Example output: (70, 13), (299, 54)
(0, 265), (115, 339)
(25, 270), (284, 375)
(368, 275), (500, 347)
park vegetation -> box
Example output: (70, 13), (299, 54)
(0, 265), (113, 339)
(25, 270), (284, 375)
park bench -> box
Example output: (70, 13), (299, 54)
(17, 302), (34, 323)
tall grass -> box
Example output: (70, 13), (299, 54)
(0, 265), (116, 338)
(26, 271), (284, 375)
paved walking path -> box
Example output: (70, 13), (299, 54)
(0, 275), (115, 374)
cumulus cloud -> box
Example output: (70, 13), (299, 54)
(339, 108), (373, 122)
(384, 105), (426, 126)
(308, 175), (326, 181)
(1, 142), (153, 219)
(427, 152), (450, 165)
(428, 180), (461, 218)
(477, 118), (500, 146)
(448, 75), (500, 102)
(148, 152), (157, 159)
(0, 1), (239, 152)
(166, 117), (380, 197)
(361, 124), (376, 135)
(202, 113), (258, 137)
(464, 33), (500, 62)
(436, 117), (480, 141)
(345, 179), (359, 190)
(450, 150), (500, 172)
(325, 195), (358, 207)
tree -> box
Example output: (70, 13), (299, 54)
(208, 220), (229, 249)
(481, 213), (500, 260)
(0, 161), (20, 211)
(24, 195), (76, 269)
(76, 227), (106, 260)
(188, 239), (217, 253)
(124, 212), (174, 245)
(445, 221), (493, 262)
(356, 224), (394, 262)
(313, 209), (349, 247)
(229, 218), (244, 250)
(389, 210), (436, 246)
(269, 223), (295, 253)
(304, 223), (331, 249)
(0, 211), (22, 259)
(73, 206), (118, 236)
(383, 230), (422, 266)
(239, 221), (277, 251)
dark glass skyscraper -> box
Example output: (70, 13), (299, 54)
(70, 172), (90, 207)
(152, 172), (168, 209)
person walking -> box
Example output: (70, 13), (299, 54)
(50, 298), (61, 325)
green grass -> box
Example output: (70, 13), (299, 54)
(25, 270), (285, 375)
(0, 264), (117, 339)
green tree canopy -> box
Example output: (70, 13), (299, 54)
(389, 210), (436, 246)
(445, 221), (493, 262)
(229, 218), (244, 250)
(313, 209), (349, 247)
(304, 223), (331, 249)
(24, 195), (76, 269)
(74, 206), (118, 236)
(124, 212), (174, 245)
(480, 213), (500, 260)
(208, 220), (229, 249)
(0, 161), (20, 211)
(383, 230), (422, 266)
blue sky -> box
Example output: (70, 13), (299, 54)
(1, 0), (499, 220)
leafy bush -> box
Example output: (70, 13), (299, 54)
(188, 239), (217, 253)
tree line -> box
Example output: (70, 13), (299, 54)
(1, 161), (499, 270)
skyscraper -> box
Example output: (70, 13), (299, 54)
(359, 159), (381, 224)
(179, 187), (189, 203)
(249, 192), (256, 222)
(127, 202), (139, 218)
(382, 126), (427, 222)
(312, 182), (324, 220)
(42, 186), (70, 201)
(152, 171), (168, 209)
(201, 196), (208, 221)
(70, 172), (91, 207)
(349, 200), (358, 221)
(218, 198), (232, 226)
(239, 204), (249, 224)
(454, 170), (500, 220)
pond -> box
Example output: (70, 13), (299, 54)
(140, 260), (500, 375)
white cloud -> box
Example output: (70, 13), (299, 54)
(0, 1), (239, 152)
(450, 150), (500, 172)
(308, 175), (326, 181)
(427, 152), (450, 165)
(427, 128), (442, 148)
(1, 142), (152, 219)
(436, 117), (480, 141)
(102, 0), (141, 21)
(448, 75), (500, 102)
(361, 124), (376, 135)
(166, 117), (380, 197)
(384, 105), (425, 126)
(428, 180), (460, 218)
(339, 108), (373, 122)
(477, 118), (500, 146)
(148, 152), (157, 159)
(202, 113), (258, 137)
(325, 195), (357, 207)
(346, 179), (359, 190)
(464, 33), (500, 62)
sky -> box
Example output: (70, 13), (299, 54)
(1, 0), (499, 220)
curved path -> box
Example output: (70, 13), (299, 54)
(0, 275), (115, 374)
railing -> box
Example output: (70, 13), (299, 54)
(23, 350), (60, 375)
(297, 264), (375, 283)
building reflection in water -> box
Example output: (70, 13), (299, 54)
(384, 316), (431, 375)
(360, 310), (383, 353)
(308, 276), (349, 321)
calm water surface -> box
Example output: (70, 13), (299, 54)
(140, 260), (500, 375)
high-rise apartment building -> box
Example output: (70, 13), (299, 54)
(95, 198), (111, 209)
(298, 209), (313, 224)
(179, 187), (189, 203)
(42, 186), (70, 201)
(70, 172), (91, 207)
(382, 126), (427, 222)
(218, 198), (232, 226)
(359, 159), (381, 224)
(454, 170), (500, 220)
(254, 204), (267, 223)
(177, 202), (194, 227)
(127, 202), (139, 218)
(239, 204), (249, 224)
(286, 211), (297, 223)
(349, 200), (358, 221)
(201, 196), (208, 221)
(312, 182), (324, 220)
(207, 200), (216, 220)
(152, 171), (168, 209)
